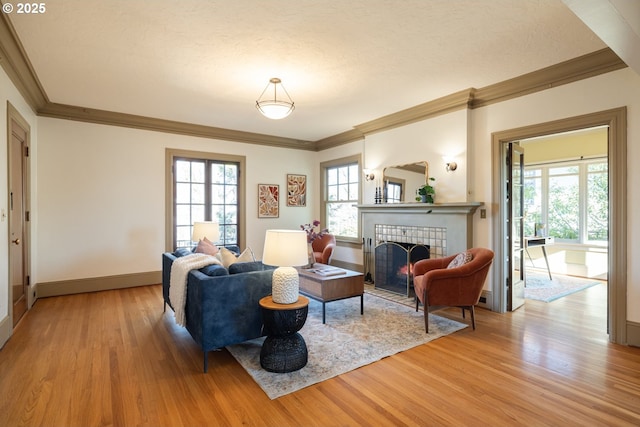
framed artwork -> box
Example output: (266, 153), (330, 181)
(286, 174), (307, 207)
(258, 184), (279, 218)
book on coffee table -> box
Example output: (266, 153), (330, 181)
(311, 266), (346, 276)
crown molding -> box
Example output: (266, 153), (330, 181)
(355, 88), (474, 136)
(0, 12), (48, 111)
(38, 102), (316, 150)
(315, 128), (364, 151)
(0, 9), (627, 152)
(471, 48), (627, 108)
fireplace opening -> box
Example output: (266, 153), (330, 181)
(374, 242), (430, 296)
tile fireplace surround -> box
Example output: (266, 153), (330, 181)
(357, 202), (483, 284)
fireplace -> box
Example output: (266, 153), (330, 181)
(374, 241), (430, 296)
(357, 202), (483, 296)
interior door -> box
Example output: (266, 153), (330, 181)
(9, 118), (28, 326)
(507, 142), (525, 311)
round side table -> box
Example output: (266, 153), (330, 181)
(259, 295), (309, 373)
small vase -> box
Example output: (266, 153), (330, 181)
(305, 243), (315, 269)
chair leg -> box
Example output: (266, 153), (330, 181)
(461, 307), (465, 319)
(470, 306), (476, 330)
(415, 296), (419, 312)
(423, 290), (429, 333)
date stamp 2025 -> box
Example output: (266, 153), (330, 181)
(2, 3), (47, 14)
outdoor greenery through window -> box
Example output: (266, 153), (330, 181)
(523, 159), (607, 244)
(324, 161), (359, 239)
(174, 158), (239, 248)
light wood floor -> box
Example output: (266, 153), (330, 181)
(1, 281), (639, 427)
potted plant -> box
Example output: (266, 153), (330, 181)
(416, 177), (436, 203)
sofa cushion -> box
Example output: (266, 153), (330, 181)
(199, 263), (229, 277)
(174, 247), (193, 258)
(217, 246), (255, 268)
(447, 251), (473, 269)
(228, 261), (266, 274)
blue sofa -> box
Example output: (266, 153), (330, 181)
(162, 247), (274, 372)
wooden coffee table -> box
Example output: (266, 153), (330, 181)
(297, 264), (364, 324)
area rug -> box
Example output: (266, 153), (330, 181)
(525, 271), (601, 302)
(226, 293), (467, 399)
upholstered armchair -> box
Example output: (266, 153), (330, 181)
(312, 234), (336, 265)
(413, 247), (494, 333)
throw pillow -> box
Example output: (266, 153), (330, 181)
(195, 238), (219, 256)
(447, 251), (473, 269)
(217, 246), (255, 268)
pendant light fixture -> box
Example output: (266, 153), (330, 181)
(256, 78), (295, 120)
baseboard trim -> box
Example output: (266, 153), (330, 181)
(626, 321), (640, 347)
(37, 271), (162, 298)
(0, 315), (12, 349)
(477, 290), (493, 311)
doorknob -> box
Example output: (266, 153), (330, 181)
(12, 239), (20, 245)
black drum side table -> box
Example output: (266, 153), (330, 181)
(259, 295), (309, 373)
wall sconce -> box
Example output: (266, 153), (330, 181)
(443, 156), (458, 172)
(363, 169), (375, 181)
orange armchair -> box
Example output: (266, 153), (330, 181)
(413, 247), (494, 333)
(311, 234), (336, 265)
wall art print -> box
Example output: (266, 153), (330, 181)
(258, 184), (279, 218)
(286, 174), (307, 207)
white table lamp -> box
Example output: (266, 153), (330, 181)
(192, 221), (220, 243)
(262, 229), (308, 304)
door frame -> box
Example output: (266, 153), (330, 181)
(491, 107), (627, 344)
(6, 102), (32, 326)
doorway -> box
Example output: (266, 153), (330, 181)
(7, 103), (31, 328)
(491, 107), (627, 345)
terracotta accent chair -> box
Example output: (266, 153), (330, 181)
(413, 247), (494, 333)
(312, 234), (336, 265)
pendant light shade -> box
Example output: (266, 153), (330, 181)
(256, 78), (295, 120)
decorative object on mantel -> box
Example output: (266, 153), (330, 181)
(300, 220), (328, 268)
(416, 177), (436, 203)
(262, 229), (308, 304)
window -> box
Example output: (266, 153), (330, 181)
(167, 150), (245, 250)
(523, 159), (607, 244)
(321, 155), (361, 240)
(385, 181), (403, 203)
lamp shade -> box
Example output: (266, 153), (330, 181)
(192, 221), (220, 243)
(263, 230), (308, 267)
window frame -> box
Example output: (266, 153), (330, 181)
(165, 149), (246, 251)
(524, 157), (607, 246)
(320, 154), (362, 245)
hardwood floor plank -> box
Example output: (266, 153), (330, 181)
(1, 283), (639, 426)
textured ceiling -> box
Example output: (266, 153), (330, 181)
(7, 0), (606, 141)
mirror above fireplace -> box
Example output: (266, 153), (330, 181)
(382, 161), (429, 203)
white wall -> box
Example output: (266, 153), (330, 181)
(36, 118), (316, 283)
(363, 110), (469, 204)
(0, 66), (38, 345)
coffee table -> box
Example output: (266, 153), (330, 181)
(297, 264), (364, 324)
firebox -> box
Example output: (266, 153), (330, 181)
(374, 242), (430, 296)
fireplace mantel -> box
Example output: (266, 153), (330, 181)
(355, 202), (483, 215)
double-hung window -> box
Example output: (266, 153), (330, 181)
(321, 155), (361, 241)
